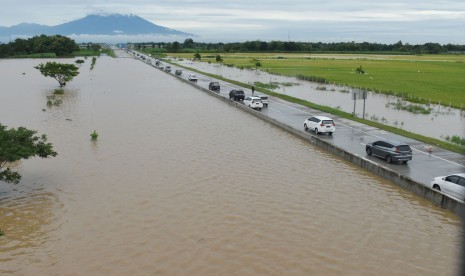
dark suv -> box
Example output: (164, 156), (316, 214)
(208, 81), (220, 91)
(366, 140), (412, 164)
(229, 89), (245, 101)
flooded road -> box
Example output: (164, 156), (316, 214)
(0, 56), (463, 275)
(173, 59), (465, 141)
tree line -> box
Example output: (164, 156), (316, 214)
(136, 38), (465, 54)
(0, 34), (80, 57)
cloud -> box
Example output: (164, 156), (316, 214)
(0, 0), (464, 43)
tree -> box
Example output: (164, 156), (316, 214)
(194, 52), (201, 60)
(250, 58), (262, 70)
(215, 54), (223, 63)
(183, 38), (194, 49)
(34, 62), (79, 87)
(0, 124), (57, 184)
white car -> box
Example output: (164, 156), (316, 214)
(430, 173), (465, 201)
(256, 95), (269, 107)
(243, 96), (264, 110)
(304, 116), (335, 135)
(188, 74), (198, 82)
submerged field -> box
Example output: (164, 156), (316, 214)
(169, 53), (465, 109)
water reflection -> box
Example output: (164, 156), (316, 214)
(0, 187), (59, 274)
(0, 56), (462, 275)
(173, 58), (465, 140)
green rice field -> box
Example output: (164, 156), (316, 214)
(170, 53), (465, 109)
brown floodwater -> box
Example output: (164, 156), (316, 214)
(0, 55), (463, 275)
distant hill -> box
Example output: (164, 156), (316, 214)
(0, 13), (193, 37)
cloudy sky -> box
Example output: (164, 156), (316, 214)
(1, 0), (465, 44)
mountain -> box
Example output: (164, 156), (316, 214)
(0, 13), (193, 38)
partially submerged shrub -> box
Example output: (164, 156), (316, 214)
(90, 130), (99, 140)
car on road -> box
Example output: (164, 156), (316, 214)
(175, 69), (182, 76)
(303, 116), (335, 135)
(243, 96), (264, 110)
(365, 140), (412, 164)
(208, 81), (220, 91)
(256, 95), (269, 107)
(164, 66), (171, 72)
(430, 173), (465, 201)
(188, 74), (198, 82)
(229, 89), (245, 101)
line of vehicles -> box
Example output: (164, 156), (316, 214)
(149, 54), (465, 203)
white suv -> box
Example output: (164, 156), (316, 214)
(304, 116), (335, 135)
(256, 95), (269, 107)
(243, 96), (264, 110)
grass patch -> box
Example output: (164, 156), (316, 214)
(254, 82), (279, 90)
(11, 53), (56, 58)
(386, 100), (433, 114)
(53, 88), (64, 95)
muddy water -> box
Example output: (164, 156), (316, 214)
(174, 59), (465, 140)
(0, 56), (463, 275)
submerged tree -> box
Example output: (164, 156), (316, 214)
(34, 61), (79, 87)
(356, 65), (365, 74)
(0, 124), (57, 184)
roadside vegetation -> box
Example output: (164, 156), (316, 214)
(167, 60), (465, 155)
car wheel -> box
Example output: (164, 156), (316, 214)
(314, 128), (319, 134)
(433, 184), (441, 191)
(366, 148), (372, 156)
(304, 123), (308, 130)
(386, 155), (393, 163)
(259, 108), (262, 111)
(328, 132), (333, 135)
(402, 161), (408, 164)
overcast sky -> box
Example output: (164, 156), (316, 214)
(1, 0), (465, 44)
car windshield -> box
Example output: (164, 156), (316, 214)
(260, 97), (268, 100)
(322, 120), (334, 125)
(211, 82), (219, 85)
(252, 99), (262, 103)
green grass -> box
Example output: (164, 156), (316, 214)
(170, 53), (465, 109)
(168, 59), (465, 155)
(140, 48), (167, 58)
(11, 53), (57, 58)
(73, 49), (116, 58)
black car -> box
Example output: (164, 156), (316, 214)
(209, 81), (220, 91)
(366, 140), (413, 164)
(229, 89), (245, 101)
